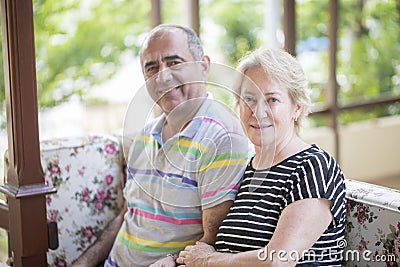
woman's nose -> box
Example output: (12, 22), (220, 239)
(253, 101), (268, 119)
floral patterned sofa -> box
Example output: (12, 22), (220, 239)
(3, 134), (400, 266)
(345, 179), (400, 266)
(36, 134), (125, 266)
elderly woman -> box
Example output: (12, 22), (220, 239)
(177, 48), (346, 266)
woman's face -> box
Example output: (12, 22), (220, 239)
(239, 67), (300, 148)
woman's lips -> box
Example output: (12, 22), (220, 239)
(251, 124), (272, 129)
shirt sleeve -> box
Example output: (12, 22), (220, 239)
(197, 131), (250, 210)
(286, 151), (346, 225)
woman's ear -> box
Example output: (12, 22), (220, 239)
(294, 104), (303, 121)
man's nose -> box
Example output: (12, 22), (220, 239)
(155, 64), (173, 84)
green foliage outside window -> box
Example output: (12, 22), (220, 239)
(202, 0), (264, 65)
(296, 0), (400, 126)
(0, 0), (399, 126)
(0, 0), (150, 107)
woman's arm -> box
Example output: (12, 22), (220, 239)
(179, 198), (332, 267)
(261, 198), (333, 266)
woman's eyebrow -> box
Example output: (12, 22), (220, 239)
(265, 92), (281, 96)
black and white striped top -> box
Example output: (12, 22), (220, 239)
(215, 145), (346, 266)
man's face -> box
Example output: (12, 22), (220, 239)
(140, 29), (209, 114)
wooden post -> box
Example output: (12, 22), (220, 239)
(0, 0), (56, 266)
(150, 0), (161, 28)
(188, 0), (200, 35)
(283, 0), (296, 56)
(328, 0), (340, 161)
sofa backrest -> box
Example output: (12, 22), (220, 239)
(7, 134), (126, 266)
(344, 179), (400, 266)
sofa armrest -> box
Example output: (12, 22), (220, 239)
(344, 179), (400, 266)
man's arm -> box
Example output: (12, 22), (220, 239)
(148, 201), (233, 267)
(198, 200), (234, 245)
(70, 203), (127, 267)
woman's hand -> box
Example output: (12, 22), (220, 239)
(177, 241), (215, 267)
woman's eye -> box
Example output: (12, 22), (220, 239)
(268, 97), (278, 103)
(242, 96), (254, 102)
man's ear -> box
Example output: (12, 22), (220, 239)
(200, 55), (211, 75)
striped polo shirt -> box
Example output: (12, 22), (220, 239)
(106, 98), (250, 267)
(215, 145), (346, 266)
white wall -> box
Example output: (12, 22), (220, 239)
(302, 116), (400, 189)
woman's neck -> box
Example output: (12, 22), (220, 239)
(252, 135), (309, 170)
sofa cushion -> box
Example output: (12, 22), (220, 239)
(41, 134), (125, 266)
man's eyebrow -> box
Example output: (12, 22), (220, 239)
(144, 55), (186, 70)
(144, 60), (157, 70)
(163, 55), (186, 62)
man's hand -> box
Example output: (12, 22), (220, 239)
(149, 255), (177, 267)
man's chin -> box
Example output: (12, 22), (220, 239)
(159, 99), (176, 109)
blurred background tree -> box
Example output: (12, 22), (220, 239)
(337, 0), (400, 124)
(202, 0), (265, 65)
(295, 0), (400, 126)
(0, 0), (399, 125)
(0, 0), (150, 107)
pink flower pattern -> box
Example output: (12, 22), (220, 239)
(356, 204), (368, 225)
(105, 174), (114, 186)
(81, 187), (91, 203)
(73, 225), (102, 252)
(48, 209), (60, 222)
(394, 237), (400, 258)
(50, 164), (61, 175)
(345, 179), (400, 266)
(104, 143), (117, 155)
(41, 134), (124, 265)
(54, 256), (67, 267)
(74, 179), (117, 214)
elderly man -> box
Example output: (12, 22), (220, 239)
(72, 24), (249, 267)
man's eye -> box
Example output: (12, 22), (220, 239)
(168, 61), (181, 67)
(145, 66), (157, 74)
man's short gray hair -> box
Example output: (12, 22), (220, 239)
(139, 24), (204, 61)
